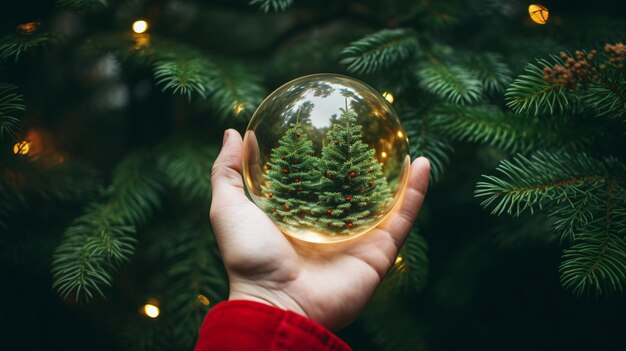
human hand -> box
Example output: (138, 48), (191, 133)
(209, 129), (430, 330)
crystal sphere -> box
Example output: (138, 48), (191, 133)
(243, 74), (410, 243)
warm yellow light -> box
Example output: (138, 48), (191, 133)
(143, 303), (160, 318)
(395, 256), (403, 265)
(381, 151), (387, 158)
(394, 255), (408, 272)
(132, 20), (149, 34)
(198, 295), (210, 306)
(528, 4), (549, 24)
(397, 131), (404, 138)
(13, 141), (31, 155)
(233, 102), (245, 115)
(382, 91), (394, 104)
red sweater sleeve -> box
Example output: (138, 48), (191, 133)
(194, 300), (352, 351)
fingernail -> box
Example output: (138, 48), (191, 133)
(222, 130), (229, 146)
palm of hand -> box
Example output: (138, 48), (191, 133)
(210, 130), (429, 330)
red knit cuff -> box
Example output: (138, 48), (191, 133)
(194, 300), (351, 351)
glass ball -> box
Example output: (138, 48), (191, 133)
(243, 74), (410, 243)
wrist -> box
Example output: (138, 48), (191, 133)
(228, 285), (309, 320)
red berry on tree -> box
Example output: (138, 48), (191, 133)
(284, 205), (290, 210)
(282, 169), (288, 174)
(369, 181), (374, 187)
(327, 209), (332, 215)
(327, 173), (333, 179)
(346, 196), (352, 202)
(349, 172), (356, 178)
(268, 193), (273, 198)
(334, 141), (339, 145)
(294, 178), (300, 183)
(347, 222), (353, 228)
(281, 156), (286, 160)
(296, 132), (302, 137)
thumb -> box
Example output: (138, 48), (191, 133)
(210, 129), (249, 210)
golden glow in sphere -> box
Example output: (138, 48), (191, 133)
(243, 74), (410, 243)
(528, 4), (549, 24)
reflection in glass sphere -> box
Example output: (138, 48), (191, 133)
(243, 74), (410, 243)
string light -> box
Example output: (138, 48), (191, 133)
(13, 141), (31, 155)
(141, 299), (160, 319)
(528, 4), (549, 24)
(381, 151), (388, 158)
(397, 131), (404, 138)
(233, 102), (245, 115)
(382, 91), (394, 104)
(16, 21), (40, 35)
(394, 255), (408, 272)
(132, 20), (149, 34)
(198, 295), (210, 306)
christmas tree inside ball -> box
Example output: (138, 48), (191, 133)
(243, 74), (410, 243)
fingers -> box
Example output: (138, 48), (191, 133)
(378, 157), (430, 248)
(210, 129), (249, 211)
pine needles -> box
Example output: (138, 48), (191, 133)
(0, 83), (25, 141)
(250, 0), (294, 12)
(417, 63), (484, 105)
(341, 29), (419, 75)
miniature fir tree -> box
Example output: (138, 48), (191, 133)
(262, 121), (320, 228)
(318, 106), (392, 235)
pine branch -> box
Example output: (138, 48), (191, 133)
(202, 61), (265, 120)
(157, 140), (218, 204)
(416, 62), (483, 105)
(387, 226), (428, 292)
(505, 58), (577, 116)
(0, 83), (25, 141)
(559, 182), (626, 296)
(164, 220), (227, 348)
(52, 205), (137, 302)
(52, 152), (163, 301)
(0, 32), (60, 62)
(250, 0), (294, 12)
(106, 152), (164, 224)
(154, 58), (215, 100)
(430, 104), (599, 154)
(581, 82), (626, 119)
(475, 152), (618, 217)
(463, 53), (513, 94)
(340, 29), (419, 75)
(56, 0), (108, 11)
(402, 105), (453, 182)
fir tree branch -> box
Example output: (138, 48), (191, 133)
(403, 111), (452, 183)
(154, 58), (215, 100)
(201, 61), (265, 120)
(463, 53), (513, 94)
(52, 205), (137, 301)
(0, 32), (60, 62)
(340, 29), (419, 75)
(387, 226), (429, 292)
(0, 83), (25, 141)
(164, 220), (227, 348)
(475, 152), (619, 217)
(505, 58), (577, 116)
(416, 62), (484, 105)
(157, 140), (218, 204)
(559, 181), (626, 296)
(430, 104), (599, 154)
(250, 0), (294, 12)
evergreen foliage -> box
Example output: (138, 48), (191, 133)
(340, 29), (419, 75)
(250, 0), (294, 13)
(318, 107), (392, 235)
(0, 83), (24, 141)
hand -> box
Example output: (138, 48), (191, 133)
(209, 129), (430, 330)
